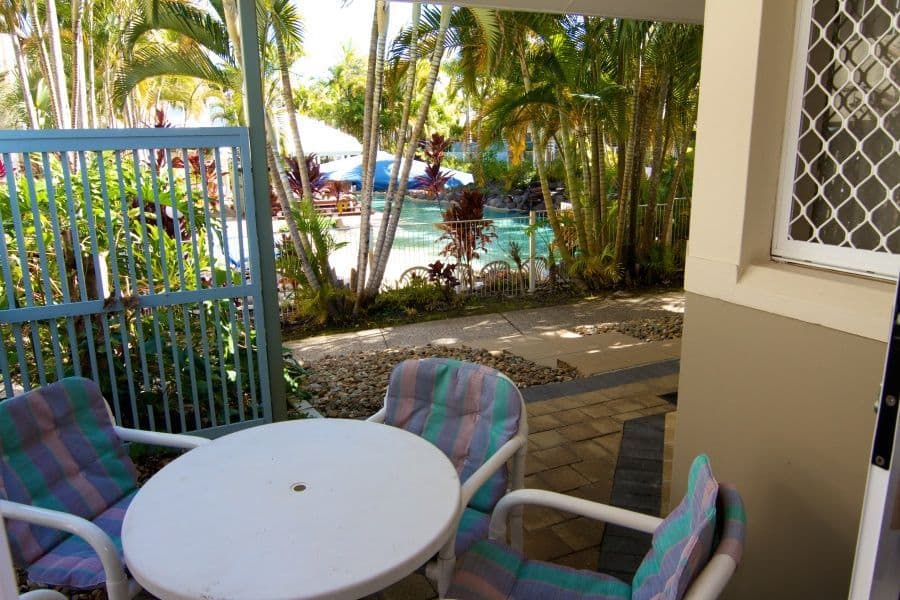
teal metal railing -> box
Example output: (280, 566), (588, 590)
(0, 128), (272, 436)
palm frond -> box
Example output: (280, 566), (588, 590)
(114, 43), (232, 106)
(125, 0), (232, 62)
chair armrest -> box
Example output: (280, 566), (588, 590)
(488, 489), (663, 540)
(683, 554), (738, 600)
(460, 432), (527, 509)
(0, 500), (129, 594)
(114, 426), (210, 450)
(367, 408), (386, 423)
(21, 591), (68, 600)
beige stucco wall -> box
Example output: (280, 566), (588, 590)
(676, 294), (883, 598)
(674, 0), (896, 597)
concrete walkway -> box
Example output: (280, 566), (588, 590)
(286, 289), (684, 376)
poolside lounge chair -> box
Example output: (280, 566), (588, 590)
(369, 358), (529, 596)
(448, 454), (746, 600)
(0, 377), (209, 600)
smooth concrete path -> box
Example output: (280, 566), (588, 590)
(287, 290), (684, 376)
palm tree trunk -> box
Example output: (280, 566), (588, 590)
(366, 4), (452, 295)
(104, 62), (115, 126)
(221, 0), (243, 68)
(588, 113), (600, 228)
(273, 27), (338, 289)
(265, 115), (320, 292)
(556, 100), (588, 254)
(579, 129), (598, 255)
(614, 88), (641, 267)
(353, 0), (388, 308)
(274, 29), (313, 203)
(514, 35), (572, 264)
(28, 0), (62, 128)
(626, 89), (649, 275)
(596, 126), (609, 248)
(641, 77), (671, 254)
(71, 0), (89, 129)
(9, 23), (39, 128)
(45, 0), (71, 128)
(589, 114), (605, 243)
(87, 0), (97, 128)
(661, 137), (690, 249)
(371, 2), (420, 277)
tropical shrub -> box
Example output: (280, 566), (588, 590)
(427, 260), (460, 303)
(370, 277), (446, 318)
(286, 153), (327, 198)
(0, 151), (290, 431)
(480, 151), (535, 192)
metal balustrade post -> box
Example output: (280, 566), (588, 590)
(528, 211), (536, 295)
(238, 0), (286, 422)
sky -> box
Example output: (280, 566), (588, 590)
(295, 1), (413, 81)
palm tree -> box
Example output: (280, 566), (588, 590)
(474, 14), (700, 284)
(0, 0), (40, 128)
(45, 0), (71, 127)
(115, 0), (338, 296)
(352, 0), (389, 307)
(361, 0), (419, 308)
(356, 4), (501, 300)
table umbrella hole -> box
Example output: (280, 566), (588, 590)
(291, 482), (308, 493)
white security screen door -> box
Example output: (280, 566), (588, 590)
(849, 276), (900, 599)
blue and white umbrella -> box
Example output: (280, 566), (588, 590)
(319, 151), (473, 192)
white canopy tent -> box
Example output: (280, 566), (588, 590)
(296, 116), (362, 160)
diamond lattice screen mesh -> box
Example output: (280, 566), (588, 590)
(788, 0), (899, 254)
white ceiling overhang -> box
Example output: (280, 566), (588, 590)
(391, 0), (705, 24)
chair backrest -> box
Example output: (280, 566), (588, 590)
(0, 378), (138, 565)
(384, 358), (523, 513)
(631, 455), (719, 600)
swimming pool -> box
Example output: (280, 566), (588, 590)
(369, 196), (553, 270)
(325, 195), (554, 289)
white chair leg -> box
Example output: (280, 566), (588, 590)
(509, 445), (527, 551)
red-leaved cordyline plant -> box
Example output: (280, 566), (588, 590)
(427, 260), (460, 302)
(152, 108), (172, 173)
(286, 153), (327, 198)
(171, 152), (220, 204)
(415, 133), (452, 200)
(438, 188), (496, 284)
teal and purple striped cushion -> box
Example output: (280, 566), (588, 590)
(27, 489), (135, 589)
(456, 507), (491, 556)
(0, 377), (138, 566)
(631, 454), (718, 600)
(449, 539), (632, 600)
(385, 358), (523, 513)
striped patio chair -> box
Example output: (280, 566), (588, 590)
(0, 377), (209, 600)
(369, 358), (528, 596)
(1, 513), (66, 600)
(448, 455), (747, 600)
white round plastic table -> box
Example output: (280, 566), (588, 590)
(122, 419), (461, 600)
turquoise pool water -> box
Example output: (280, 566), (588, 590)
(370, 196), (553, 268)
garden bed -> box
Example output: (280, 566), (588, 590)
(574, 314), (683, 342)
(295, 345), (579, 419)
